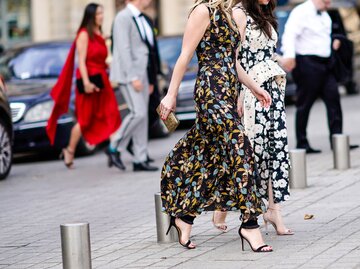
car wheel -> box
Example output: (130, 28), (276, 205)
(76, 138), (96, 156)
(0, 118), (12, 180)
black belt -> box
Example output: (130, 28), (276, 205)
(296, 55), (331, 64)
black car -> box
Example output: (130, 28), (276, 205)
(0, 41), (168, 155)
(158, 36), (198, 121)
(0, 77), (13, 180)
(0, 41), (95, 155)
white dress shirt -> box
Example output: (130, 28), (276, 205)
(127, 3), (154, 46)
(281, 0), (332, 58)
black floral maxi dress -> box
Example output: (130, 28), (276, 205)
(237, 5), (290, 203)
(161, 8), (265, 222)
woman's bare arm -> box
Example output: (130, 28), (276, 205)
(76, 32), (98, 93)
(159, 4), (210, 120)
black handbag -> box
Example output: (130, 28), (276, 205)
(76, 73), (104, 94)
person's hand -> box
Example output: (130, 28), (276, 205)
(149, 84), (154, 95)
(159, 94), (177, 120)
(252, 87), (271, 108)
(132, 79), (143, 92)
(281, 58), (296, 72)
(237, 91), (245, 117)
(333, 39), (341, 51)
(84, 82), (99, 94)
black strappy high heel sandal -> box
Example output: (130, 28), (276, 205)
(238, 220), (273, 253)
(166, 216), (196, 249)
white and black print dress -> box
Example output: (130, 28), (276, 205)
(237, 6), (290, 203)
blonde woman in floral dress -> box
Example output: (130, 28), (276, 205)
(159, 0), (273, 252)
(213, 0), (293, 236)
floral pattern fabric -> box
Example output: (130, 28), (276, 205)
(161, 7), (265, 220)
(237, 5), (290, 203)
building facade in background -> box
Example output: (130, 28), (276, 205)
(0, 0), (115, 49)
(0, 0), (197, 49)
(0, 0), (31, 48)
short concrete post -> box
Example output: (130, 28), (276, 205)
(154, 193), (178, 243)
(60, 223), (92, 269)
(332, 134), (350, 170)
(289, 149), (307, 189)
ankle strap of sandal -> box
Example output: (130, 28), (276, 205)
(65, 147), (75, 155)
(241, 218), (259, 229)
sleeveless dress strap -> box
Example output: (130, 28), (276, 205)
(233, 4), (247, 14)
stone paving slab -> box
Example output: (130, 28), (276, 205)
(0, 94), (360, 268)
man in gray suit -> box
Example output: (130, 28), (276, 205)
(108, 0), (158, 172)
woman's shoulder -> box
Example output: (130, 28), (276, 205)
(232, 4), (247, 19)
(233, 3), (247, 14)
(190, 3), (211, 18)
(77, 28), (89, 39)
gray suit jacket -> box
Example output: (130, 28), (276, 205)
(110, 7), (149, 84)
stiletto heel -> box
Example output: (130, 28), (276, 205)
(166, 220), (173, 235)
(167, 216), (196, 249)
(264, 220), (269, 235)
(238, 224), (273, 253)
(240, 232), (245, 251)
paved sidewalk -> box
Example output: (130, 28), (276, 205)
(0, 93), (360, 269)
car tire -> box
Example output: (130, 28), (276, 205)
(0, 118), (12, 180)
(76, 138), (96, 156)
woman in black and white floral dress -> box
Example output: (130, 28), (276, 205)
(213, 0), (293, 235)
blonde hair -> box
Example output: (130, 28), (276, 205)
(190, 0), (236, 30)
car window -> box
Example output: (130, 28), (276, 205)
(5, 44), (70, 79)
(158, 37), (198, 68)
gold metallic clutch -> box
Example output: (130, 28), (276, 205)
(156, 105), (180, 133)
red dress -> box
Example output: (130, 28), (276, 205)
(47, 29), (121, 145)
(75, 29), (121, 144)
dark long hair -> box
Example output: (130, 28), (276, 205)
(78, 3), (102, 39)
(236, 0), (278, 39)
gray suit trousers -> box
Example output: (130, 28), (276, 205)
(111, 79), (149, 163)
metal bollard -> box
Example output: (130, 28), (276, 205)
(332, 134), (350, 170)
(289, 149), (307, 189)
(154, 193), (178, 243)
(60, 223), (92, 269)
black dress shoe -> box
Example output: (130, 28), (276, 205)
(133, 162), (158, 172)
(105, 149), (126, 170)
(146, 156), (155, 163)
(126, 141), (154, 163)
(297, 146), (322, 154)
(305, 147), (322, 154)
(350, 144), (359, 150)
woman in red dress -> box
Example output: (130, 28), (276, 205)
(47, 3), (121, 168)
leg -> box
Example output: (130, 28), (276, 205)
(239, 218), (272, 252)
(167, 215), (196, 249)
(263, 179), (293, 235)
(212, 211), (228, 232)
(110, 84), (145, 152)
(293, 57), (325, 148)
(67, 123), (82, 153)
(321, 73), (343, 147)
(131, 79), (150, 163)
(61, 123), (81, 168)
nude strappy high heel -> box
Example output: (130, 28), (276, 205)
(263, 207), (294, 236)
